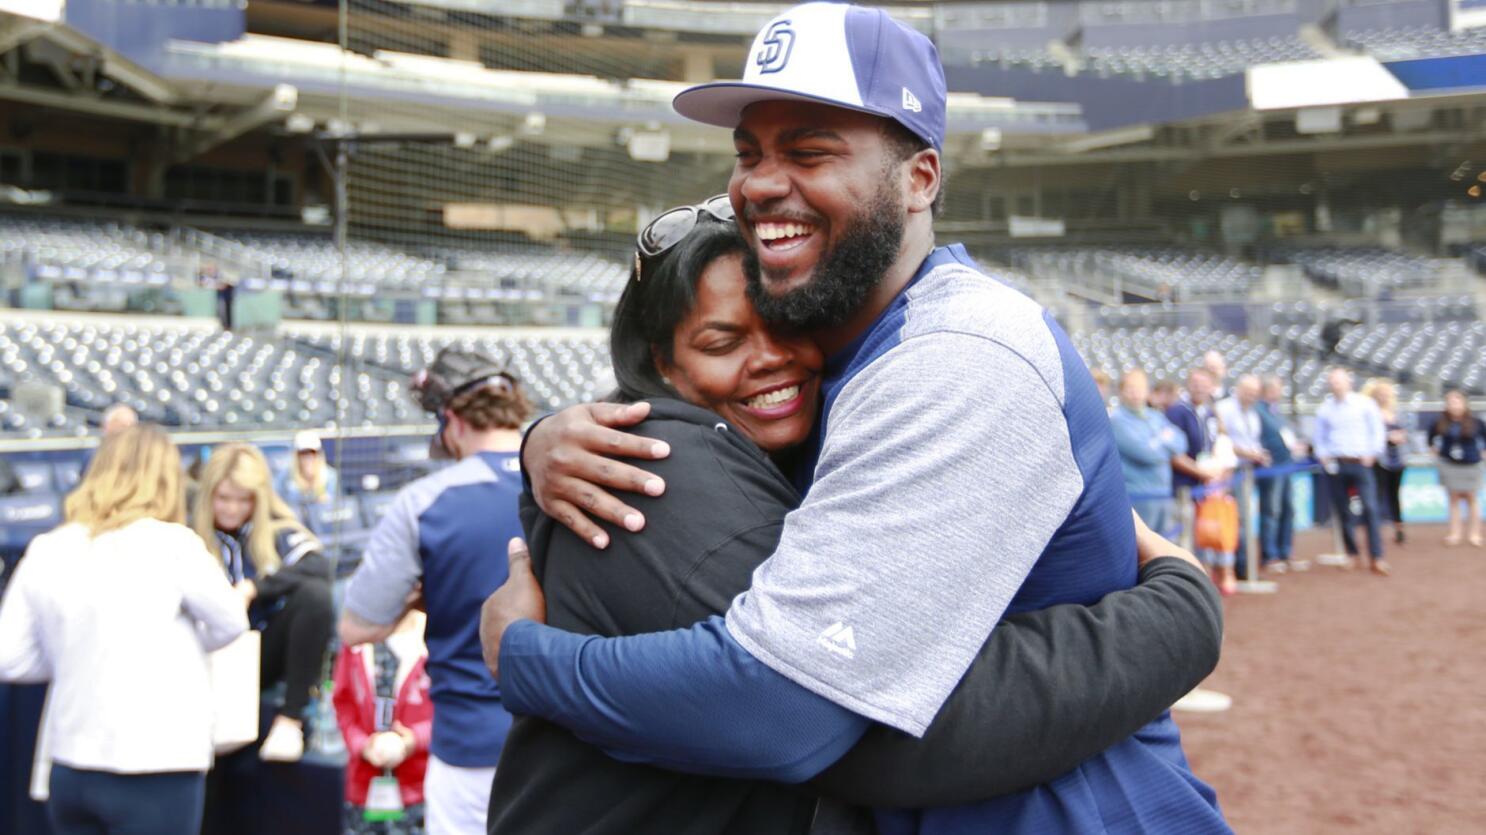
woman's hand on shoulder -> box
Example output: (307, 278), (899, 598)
(525, 401), (671, 549)
(1132, 509), (1202, 571)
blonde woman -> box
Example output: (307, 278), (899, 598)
(0, 425), (245, 835)
(276, 430), (339, 509)
(1362, 379), (1409, 545)
(193, 443), (334, 764)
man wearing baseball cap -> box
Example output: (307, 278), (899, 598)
(488, 4), (1228, 832)
(339, 349), (533, 835)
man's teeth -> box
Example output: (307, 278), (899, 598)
(756, 222), (812, 241)
(744, 385), (800, 409)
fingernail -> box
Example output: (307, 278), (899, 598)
(624, 514), (644, 532)
(592, 534), (609, 549)
(644, 479), (665, 496)
(651, 442), (670, 457)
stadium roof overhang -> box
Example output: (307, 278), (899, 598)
(141, 34), (1088, 158)
(975, 89), (1486, 170)
(0, 9), (298, 162)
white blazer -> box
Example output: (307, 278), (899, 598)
(0, 518), (247, 774)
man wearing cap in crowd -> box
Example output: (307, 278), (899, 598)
(338, 349), (533, 835)
(482, 3), (1228, 833)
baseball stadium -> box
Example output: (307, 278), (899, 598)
(0, 1), (1483, 833)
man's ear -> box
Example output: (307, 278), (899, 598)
(905, 148), (941, 216)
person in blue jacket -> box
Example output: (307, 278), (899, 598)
(1110, 368), (1188, 537)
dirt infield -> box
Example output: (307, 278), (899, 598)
(1176, 525), (1486, 834)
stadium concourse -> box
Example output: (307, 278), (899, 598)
(2, 0), (1486, 832)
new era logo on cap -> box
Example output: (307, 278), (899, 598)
(672, 2), (947, 150)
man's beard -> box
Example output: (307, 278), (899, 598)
(743, 187), (905, 332)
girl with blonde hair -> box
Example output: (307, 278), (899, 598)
(0, 425), (245, 835)
(1362, 378), (1409, 545)
(193, 442), (334, 764)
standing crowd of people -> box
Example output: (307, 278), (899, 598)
(1100, 351), (1485, 595)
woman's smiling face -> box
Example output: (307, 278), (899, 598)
(658, 252), (824, 453)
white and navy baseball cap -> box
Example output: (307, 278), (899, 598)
(673, 2), (947, 151)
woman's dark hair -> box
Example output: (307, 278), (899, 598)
(609, 216), (748, 402)
(1433, 390), (1478, 439)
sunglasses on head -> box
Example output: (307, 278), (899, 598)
(634, 194), (735, 281)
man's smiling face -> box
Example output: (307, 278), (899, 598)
(728, 100), (910, 331)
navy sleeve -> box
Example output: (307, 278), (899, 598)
(499, 615), (869, 782)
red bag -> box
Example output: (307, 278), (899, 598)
(1194, 493), (1239, 554)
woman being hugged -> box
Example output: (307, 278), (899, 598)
(1429, 390), (1485, 547)
(0, 425), (246, 835)
(193, 442), (335, 762)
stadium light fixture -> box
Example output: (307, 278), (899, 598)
(522, 112), (546, 136)
(487, 135), (515, 153)
(454, 131), (477, 148)
(286, 113), (316, 134)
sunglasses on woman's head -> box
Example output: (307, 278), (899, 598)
(634, 194), (735, 280)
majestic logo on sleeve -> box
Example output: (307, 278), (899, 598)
(817, 621), (857, 659)
(755, 20), (795, 75)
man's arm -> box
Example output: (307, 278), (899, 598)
(1111, 415), (1168, 467)
(723, 332), (1084, 734)
(1313, 407), (1333, 461)
(339, 493), (422, 647)
(812, 556), (1221, 807)
(488, 547), (1221, 798)
(498, 615), (870, 782)
(1171, 453), (1209, 482)
(1159, 418), (1189, 458)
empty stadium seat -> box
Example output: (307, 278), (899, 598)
(52, 460), (84, 492)
(359, 492), (399, 527)
(0, 493), (63, 552)
(10, 462), (54, 493)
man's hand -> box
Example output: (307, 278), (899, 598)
(1361, 455), (1375, 468)
(524, 402), (671, 548)
(1132, 509), (1202, 572)
(234, 580), (257, 608)
(480, 538), (547, 682)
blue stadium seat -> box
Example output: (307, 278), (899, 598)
(359, 492), (399, 528)
(0, 493), (63, 552)
(11, 463), (53, 494)
(52, 459), (84, 492)
(304, 501), (363, 538)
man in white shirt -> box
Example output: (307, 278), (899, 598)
(1312, 368), (1388, 574)
(1215, 375), (1270, 470)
